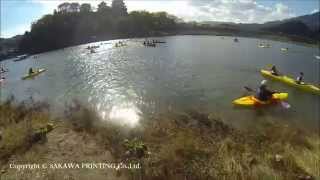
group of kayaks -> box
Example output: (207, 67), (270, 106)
(143, 39), (166, 47)
(258, 42), (291, 53)
(258, 43), (290, 52)
(87, 45), (100, 53)
(115, 41), (127, 48)
(233, 69), (320, 107)
(0, 68), (8, 84)
(258, 42), (320, 60)
(260, 70), (320, 95)
(14, 54), (30, 61)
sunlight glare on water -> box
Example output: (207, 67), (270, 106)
(108, 103), (140, 127)
(1, 36), (319, 131)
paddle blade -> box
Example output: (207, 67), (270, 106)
(280, 101), (290, 109)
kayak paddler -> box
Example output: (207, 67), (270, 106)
(270, 65), (280, 76)
(296, 72), (304, 84)
(29, 68), (34, 74)
(256, 80), (277, 101)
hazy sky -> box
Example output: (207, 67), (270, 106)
(1, 0), (319, 38)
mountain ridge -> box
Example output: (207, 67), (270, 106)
(200, 11), (319, 30)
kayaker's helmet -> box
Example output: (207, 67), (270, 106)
(260, 80), (268, 86)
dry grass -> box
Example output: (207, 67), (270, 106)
(0, 98), (51, 166)
(286, 135), (320, 178)
(127, 110), (318, 180)
(0, 100), (319, 180)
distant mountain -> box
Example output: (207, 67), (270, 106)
(199, 11), (319, 40)
(200, 21), (237, 26)
(262, 20), (314, 37)
(264, 12), (319, 31)
(260, 12), (319, 39)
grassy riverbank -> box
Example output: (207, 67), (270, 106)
(0, 99), (319, 180)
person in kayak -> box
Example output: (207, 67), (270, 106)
(29, 68), (34, 74)
(256, 80), (276, 101)
(1, 67), (6, 73)
(0, 72), (4, 80)
(296, 72), (304, 84)
(270, 65), (279, 76)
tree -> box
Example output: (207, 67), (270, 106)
(80, 3), (92, 13)
(97, 1), (110, 12)
(70, 3), (80, 12)
(58, 2), (70, 13)
(111, 0), (128, 17)
(96, 2), (113, 34)
(19, 31), (32, 52)
(18, 1), (179, 54)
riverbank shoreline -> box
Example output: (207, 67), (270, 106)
(49, 31), (320, 49)
(1, 31), (318, 62)
(174, 30), (320, 48)
(1, 99), (319, 180)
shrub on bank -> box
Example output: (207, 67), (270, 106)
(0, 98), (53, 165)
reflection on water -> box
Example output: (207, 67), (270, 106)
(1, 36), (319, 131)
(108, 103), (140, 127)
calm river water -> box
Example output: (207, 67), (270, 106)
(1, 36), (319, 131)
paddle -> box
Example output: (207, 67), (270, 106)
(244, 86), (290, 109)
(244, 86), (255, 92)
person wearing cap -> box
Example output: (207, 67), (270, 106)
(270, 65), (280, 76)
(256, 80), (276, 101)
(296, 72), (304, 84)
(29, 67), (34, 74)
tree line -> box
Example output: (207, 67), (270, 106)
(17, 0), (319, 54)
(19, 0), (180, 53)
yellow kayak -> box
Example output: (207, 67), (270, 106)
(261, 70), (320, 95)
(233, 93), (288, 107)
(22, 68), (46, 80)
